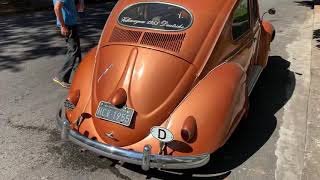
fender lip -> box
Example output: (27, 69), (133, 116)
(56, 106), (210, 171)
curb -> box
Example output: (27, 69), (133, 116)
(302, 2), (320, 180)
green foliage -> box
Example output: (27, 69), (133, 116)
(233, 0), (249, 23)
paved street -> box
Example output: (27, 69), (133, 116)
(0, 0), (318, 180)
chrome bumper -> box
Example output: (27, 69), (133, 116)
(56, 109), (210, 171)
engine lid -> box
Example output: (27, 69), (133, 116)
(91, 45), (196, 146)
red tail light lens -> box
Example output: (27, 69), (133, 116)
(181, 116), (197, 143)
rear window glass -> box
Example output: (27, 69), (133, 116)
(118, 3), (193, 31)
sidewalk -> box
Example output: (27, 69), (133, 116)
(302, 4), (320, 180)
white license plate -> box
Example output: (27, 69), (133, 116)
(95, 101), (135, 127)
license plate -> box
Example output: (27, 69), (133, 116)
(95, 101), (135, 127)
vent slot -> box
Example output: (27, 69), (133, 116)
(140, 33), (186, 53)
(109, 27), (142, 43)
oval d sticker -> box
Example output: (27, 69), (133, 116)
(150, 127), (174, 143)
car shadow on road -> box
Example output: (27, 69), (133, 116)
(120, 56), (296, 179)
(294, 1), (314, 9)
(0, 2), (115, 72)
(314, 29), (320, 49)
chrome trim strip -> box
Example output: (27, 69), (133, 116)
(56, 108), (210, 170)
(248, 65), (263, 95)
(98, 64), (112, 83)
(117, 2), (194, 32)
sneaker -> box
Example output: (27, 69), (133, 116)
(53, 77), (71, 89)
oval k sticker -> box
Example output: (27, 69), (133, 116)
(150, 126), (174, 143)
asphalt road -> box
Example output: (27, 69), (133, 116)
(0, 1), (316, 180)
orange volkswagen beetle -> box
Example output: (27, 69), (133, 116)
(56, 0), (275, 170)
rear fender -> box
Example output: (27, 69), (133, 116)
(166, 62), (246, 155)
(65, 47), (97, 123)
(126, 63), (246, 155)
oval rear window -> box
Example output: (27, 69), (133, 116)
(118, 2), (193, 31)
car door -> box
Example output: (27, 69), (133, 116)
(222, 0), (254, 129)
(228, 0), (255, 72)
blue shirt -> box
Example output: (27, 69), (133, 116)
(53, 0), (78, 27)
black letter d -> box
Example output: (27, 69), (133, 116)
(158, 129), (166, 140)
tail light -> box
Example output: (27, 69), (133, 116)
(65, 89), (80, 110)
(181, 116), (197, 143)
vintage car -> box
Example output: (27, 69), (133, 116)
(56, 0), (275, 170)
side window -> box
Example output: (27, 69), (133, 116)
(232, 0), (250, 40)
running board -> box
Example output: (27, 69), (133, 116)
(248, 65), (263, 95)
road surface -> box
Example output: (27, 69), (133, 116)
(0, 0), (317, 179)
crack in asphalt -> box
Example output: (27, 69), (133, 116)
(5, 118), (132, 180)
(46, 130), (132, 180)
(7, 120), (51, 132)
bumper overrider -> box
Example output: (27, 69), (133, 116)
(56, 108), (210, 171)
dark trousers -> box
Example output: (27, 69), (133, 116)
(57, 26), (81, 83)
